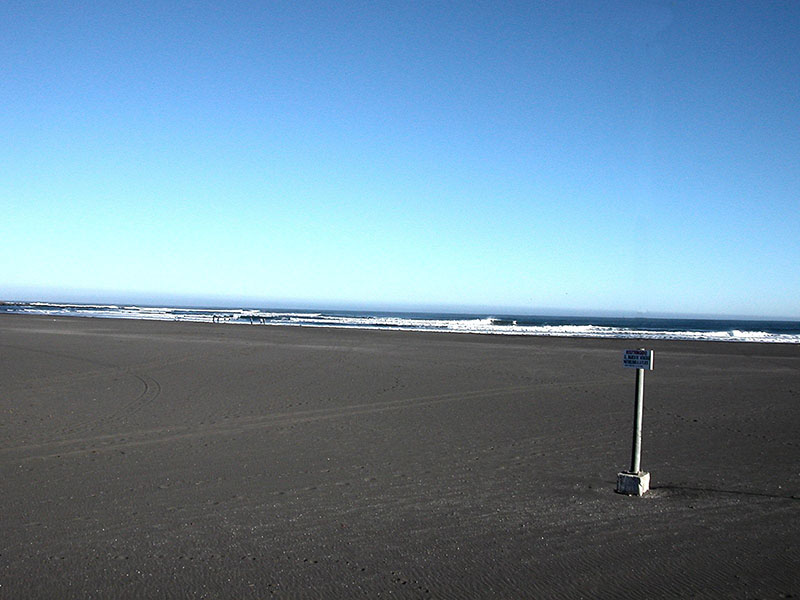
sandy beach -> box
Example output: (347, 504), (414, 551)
(1, 314), (798, 598)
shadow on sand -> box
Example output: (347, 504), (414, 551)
(652, 484), (799, 501)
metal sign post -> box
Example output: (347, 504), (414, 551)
(617, 349), (654, 496)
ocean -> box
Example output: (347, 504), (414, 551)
(2, 301), (799, 343)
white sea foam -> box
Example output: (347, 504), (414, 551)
(3, 303), (798, 343)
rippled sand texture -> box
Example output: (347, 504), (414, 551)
(1, 315), (798, 598)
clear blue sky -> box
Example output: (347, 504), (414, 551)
(2, 1), (798, 318)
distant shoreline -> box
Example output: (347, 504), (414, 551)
(1, 300), (799, 343)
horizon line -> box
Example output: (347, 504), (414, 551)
(2, 296), (798, 323)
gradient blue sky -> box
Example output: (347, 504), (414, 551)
(3, 1), (799, 318)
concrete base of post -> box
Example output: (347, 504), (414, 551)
(616, 471), (650, 496)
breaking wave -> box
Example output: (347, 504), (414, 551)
(1, 302), (798, 343)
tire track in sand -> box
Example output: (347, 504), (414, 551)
(0, 343), (196, 436)
(1, 379), (614, 462)
(64, 371), (162, 435)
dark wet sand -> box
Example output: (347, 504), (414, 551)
(1, 314), (798, 598)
